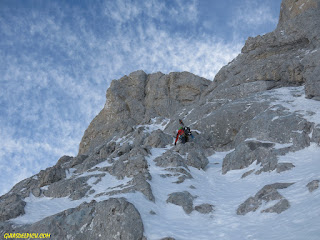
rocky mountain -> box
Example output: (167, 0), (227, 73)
(1, 0), (320, 239)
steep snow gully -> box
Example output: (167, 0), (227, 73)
(7, 87), (320, 239)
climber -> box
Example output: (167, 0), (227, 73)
(174, 119), (194, 145)
(175, 126), (187, 145)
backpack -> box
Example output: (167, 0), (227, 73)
(183, 127), (191, 136)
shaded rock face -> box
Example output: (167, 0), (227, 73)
(237, 183), (294, 215)
(15, 198), (144, 240)
(39, 165), (66, 187)
(144, 129), (172, 148)
(0, 194), (26, 221)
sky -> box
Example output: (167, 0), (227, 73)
(0, 0), (281, 196)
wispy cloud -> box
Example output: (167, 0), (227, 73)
(228, 0), (279, 35)
(0, 0), (245, 195)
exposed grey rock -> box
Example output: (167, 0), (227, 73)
(167, 191), (194, 214)
(108, 154), (150, 180)
(0, 222), (14, 236)
(154, 151), (188, 169)
(149, 210), (156, 215)
(39, 165), (66, 187)
(194, 204), (214, 214)
(5, 176), (39, 199)
(222, 140), (276, 174)
(186, 149), (209, 170)
(71, 154), (88, 167)
(234, 109), (313, 152)
(0, 193), (26, 221)
(200, 0), (320, 103)
(276, 163), (295, 173)
(15, 198), (144, 240)
(241, 169), (255, 179)
(130, 173), (155, 202)
(237, 183), (294, 215)
(160, 238), (176, 240)
(118, 143), (132, 156)
(306, 180), (319, 192)
(79, 71), (210, 155)
(311, 124), (320, 145)
(95, 141), (116, 160)
(144, 129), (172, 148)
(261, 199), (290, 214)
(55, 155), (73, 167)
(43, 175), (101, 200)
(129, 146), (150, 157)
(31, 187), (41, 197)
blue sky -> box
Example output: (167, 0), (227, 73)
(0, 0), (281, 195)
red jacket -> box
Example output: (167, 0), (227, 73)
(175, 129), (185, 144)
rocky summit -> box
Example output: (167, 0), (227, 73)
(1, 0), (320, 239)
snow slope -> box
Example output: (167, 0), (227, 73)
(10, 87), (320, 240)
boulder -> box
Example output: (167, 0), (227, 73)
(222, 141), (276, 174)
(166, 191), (194, 214)
(261, 199), (290, 214)
(130, 173), (155, 202)
(237, 183), (294, 215)
(15, 198), (144, 240)
(306, 180), (319, 192)
(276, 163), (295, 173)
(144, 130), (172, 148)
(186, 149), (209, 170)
(154, 151), (187, 169)
(194, 204), (214, 214)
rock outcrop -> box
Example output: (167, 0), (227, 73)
(166, 191), (195, 214)
(14, 198), (144, 240)
(79, 71), (210, 155)
(237, 183), (294, 215)
(203, 0), (320, 101)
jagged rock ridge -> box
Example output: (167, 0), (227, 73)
(1, 0), (320, 239)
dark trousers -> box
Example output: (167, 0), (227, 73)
(180, 135), (188, 144)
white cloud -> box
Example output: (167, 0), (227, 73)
(228, 0), (278, 31)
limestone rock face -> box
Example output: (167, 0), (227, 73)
(39, 165), (66, 187)
(79, 71), (210, 155)
(203, 0), (320, 101)
(0, 194), (26, 221)
(16, 198), (144, 240)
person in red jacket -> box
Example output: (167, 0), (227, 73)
(175, 127), (187, 145)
